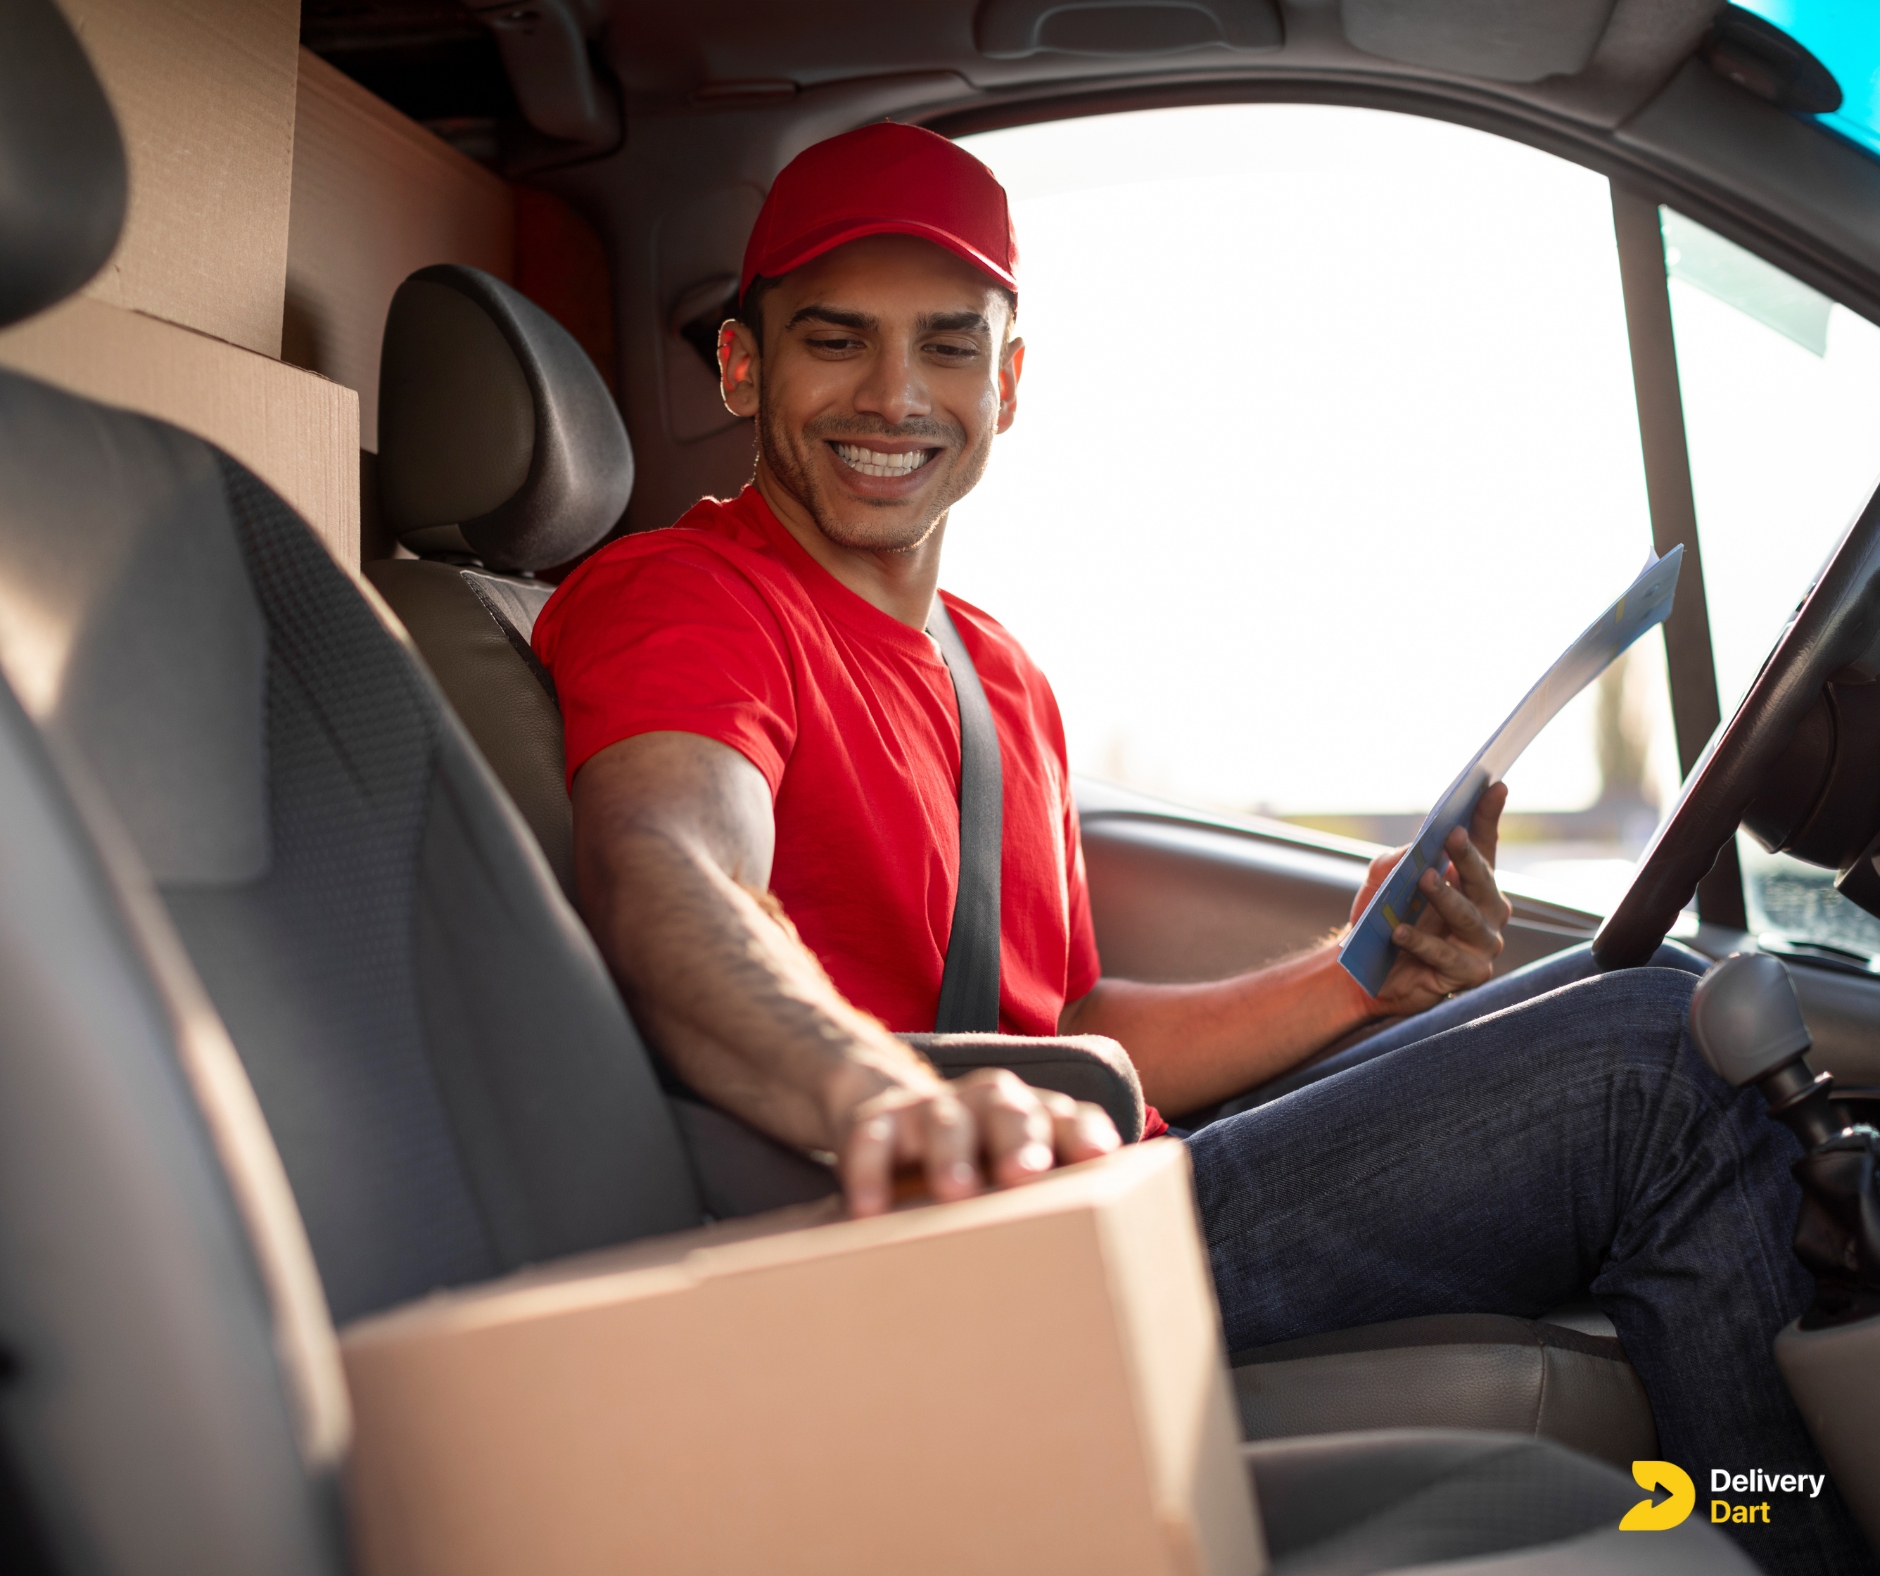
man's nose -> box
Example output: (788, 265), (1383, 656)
(852, 340), (929, 428)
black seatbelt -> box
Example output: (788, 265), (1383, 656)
(927, 600), (1003, 1032)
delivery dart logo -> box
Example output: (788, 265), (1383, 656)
(1620, 1461), (1696, 1531)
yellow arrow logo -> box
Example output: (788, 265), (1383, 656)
(1620, 1461), (1696, 1530)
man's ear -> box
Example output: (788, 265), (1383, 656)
(719, 319), (761, 417)
(995, 338), (1025, 435)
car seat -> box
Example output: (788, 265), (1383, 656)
(361, 260), (1158, 1171)
(356, 246), (1662, 1467)
(0, 659), (1748, 1572)
(0, 5), (1754, 1569)
(362, 261), (618, 903)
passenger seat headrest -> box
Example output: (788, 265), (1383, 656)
(377, 264), (633, 573)
(0, 0), (128, 330)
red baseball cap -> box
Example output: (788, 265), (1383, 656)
(740, 122), (1018, 302)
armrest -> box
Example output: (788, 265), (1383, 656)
(669, 1034), (1145, 1222)
(667, 1097), (839, 1221)
(901, 1032), (1145, 1144)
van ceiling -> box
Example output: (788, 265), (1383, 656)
(613, 0), (1715, 126)
(297, 1), (1880, 536)
(308, 0), (1724, 136)
(302, 1), (518, 131)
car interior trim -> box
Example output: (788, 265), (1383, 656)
(1608, 180), (1748, 929)
(922, 64), (1880, 330)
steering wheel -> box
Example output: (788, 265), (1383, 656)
(1594, 483), (1880, 967)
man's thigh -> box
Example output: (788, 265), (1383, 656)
(1208, 939), (1709, 1121)
(1187, 962), (1789, 1353)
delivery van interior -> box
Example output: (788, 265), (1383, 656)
(5, 0), (1880, 1572)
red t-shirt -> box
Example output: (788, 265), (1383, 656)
(534, 484), (1103, 1039)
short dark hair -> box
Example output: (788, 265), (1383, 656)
(736, 275), (781, 345)
(735, 274), (1017, 354)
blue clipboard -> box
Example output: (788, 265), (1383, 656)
(1338, 544), (1685, 996)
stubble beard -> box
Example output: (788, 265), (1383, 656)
(756, 384), (996, 556)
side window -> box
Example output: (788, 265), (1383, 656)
(950, 105), (1677, 915)
(1662, 207), (1880, 957)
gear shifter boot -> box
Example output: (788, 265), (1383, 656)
(1691, 953), (1880, 1555)
(1690, 953), (1880, 1323)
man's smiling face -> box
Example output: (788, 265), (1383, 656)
(720, 233), (1021, 558)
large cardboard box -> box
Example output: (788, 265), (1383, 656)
(0, 296), (360, 566)
(56, 0), (301, 357)
(287, 49), (516, 451)
(342, 1140), (1264, 1576)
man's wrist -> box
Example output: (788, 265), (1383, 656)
(1327, 934), (1392, 1022)
(814, 1035), (943, 1147)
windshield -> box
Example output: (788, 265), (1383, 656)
(1737, 0), (1880, 159)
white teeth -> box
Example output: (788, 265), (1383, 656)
(833, 442), (933, 478)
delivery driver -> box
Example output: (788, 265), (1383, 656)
(534, 124), (1864, 1574)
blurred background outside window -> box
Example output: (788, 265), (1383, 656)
(1663, 207), (1880, 957)
(949, 105), (1679, 916)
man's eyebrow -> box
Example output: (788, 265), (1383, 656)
(784, 305), (875, 331)
(918, 310), (992, 334)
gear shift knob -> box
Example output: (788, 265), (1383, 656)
(1689, 953), (1814, 1088)
(1691, 953), (1848, 1151)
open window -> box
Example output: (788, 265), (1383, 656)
(944, 97), (1880, 955)
(1656, 205), (1880, 961)
(947, 103), (1678, 918)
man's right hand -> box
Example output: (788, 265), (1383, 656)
(831, 1063), (1121, 1218)
(575, 731), (1123, 1220)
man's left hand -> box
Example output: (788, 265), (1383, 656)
(1353, 782), (1512, 1018)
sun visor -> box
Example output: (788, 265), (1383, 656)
(976, 0), (1283, 60)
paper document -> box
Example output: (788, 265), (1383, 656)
(1338, 545), (1685, 996)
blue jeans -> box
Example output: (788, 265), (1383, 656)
(1187, 943), (1876, 1576)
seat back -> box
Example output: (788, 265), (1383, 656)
(366, 555), (571, 888)
(0, 27), (700, 1323)
(0, 11), (350, 1569)
(365, 263), (629, 893)
(0, 631), (349, 1576)
(0, 381), (704, 1324)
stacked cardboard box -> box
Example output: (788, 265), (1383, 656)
(0, 0), (363, 565)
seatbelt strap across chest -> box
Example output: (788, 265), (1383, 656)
(926, 600), (1003, 1033)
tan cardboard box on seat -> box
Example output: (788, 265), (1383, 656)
(341, 1139), (1265, 1576)
(0, 296), (360, 567)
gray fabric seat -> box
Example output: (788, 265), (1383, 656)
(363, 260), (628, 901)
(1232, 1313), (1658, 1470)
(1245, 1430), (1741, 1574)
(0, 653), (348, 1576)
(0, 388), (703, 1324)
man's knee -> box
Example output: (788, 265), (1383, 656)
(1643, 940), (1711, 977)
(1553, 964), (1701, 1079)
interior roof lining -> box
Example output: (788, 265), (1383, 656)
(607, 0), (1712, 119)
(914, 68), (1880, 333)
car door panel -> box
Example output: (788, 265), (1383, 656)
(1080, 799), (1596, 988)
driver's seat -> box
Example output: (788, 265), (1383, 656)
(1229, 1307), (1655, 1465)
(356, 249), (1661, 1468)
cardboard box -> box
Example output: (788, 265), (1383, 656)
(341, 1140), (1265, 1576)
(56, 0), (301, 357)
(0, 296), (360, 567)
(287, 49), (516, 451)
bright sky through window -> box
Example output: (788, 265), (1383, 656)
(947, 104), (1677, 819)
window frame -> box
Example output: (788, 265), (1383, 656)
(931, 80), (1880, 931)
